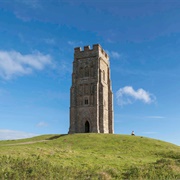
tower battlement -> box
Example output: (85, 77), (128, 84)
(74, 44), (109, 59)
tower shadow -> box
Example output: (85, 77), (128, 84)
(46, 134), (67, 140)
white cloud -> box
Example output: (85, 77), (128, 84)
(106, 50), (121, 59)
(110, 51), (121, 59)
(0, 50), (53, 79)
(36, 121), (48, 127)
(116, 86), (156, 106)
(0, 129), (37, 140)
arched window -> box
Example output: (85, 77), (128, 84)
(90, 84), (94, 94)
(103, 70), (105, 81)
(85, 121), (90, 133)
(85, 98), (88, 105)
(79, 97), (83, 106)
(90, 66), (94, 77)
(84, 84), (89, 94)
(79, 67), (83, 78)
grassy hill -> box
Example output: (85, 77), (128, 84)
(0, 134), (179, 179)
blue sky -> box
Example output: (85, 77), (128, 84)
(0, 0), (180, 145)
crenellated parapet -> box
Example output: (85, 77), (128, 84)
(74, 44), (109, 60)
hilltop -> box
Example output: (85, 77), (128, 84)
(0, 134), (179, 179)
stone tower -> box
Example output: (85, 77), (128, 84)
(69, 44), (114, 134)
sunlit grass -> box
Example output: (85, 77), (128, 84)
(0, 134), (179, 179)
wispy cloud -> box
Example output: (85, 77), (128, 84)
(44, 38), (56, 45)
(43, 90), (69, 100)
(36, 121), (48, 127)
(116, 86), (156, 106)
(14, 0), (42, 21)
(54, 60), (71, 78)
(59, 61), (71, 71)
(15, 0), (41, 9)
(145, 116), (165, 119)
(106, 50), (122, 59)
(0, 88), (6, 95)
(142, 131), (157, 135)
(0, 50), (53, 79)
(68, 41), (75, 45)
(67, 41), (83, 46)
(0, 129), (37, 140)
(110, 51), (121, 59)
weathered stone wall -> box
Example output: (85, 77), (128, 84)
(69, 44), (114, 134)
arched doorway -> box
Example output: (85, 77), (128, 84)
(85, 121), (90, 133)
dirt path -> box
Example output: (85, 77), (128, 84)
(0, 140), (49, 146)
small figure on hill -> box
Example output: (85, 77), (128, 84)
(131, 131), (135, 136)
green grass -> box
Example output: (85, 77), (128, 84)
(0, 134), (179, 179)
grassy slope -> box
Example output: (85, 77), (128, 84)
(0, 134), (180, 179)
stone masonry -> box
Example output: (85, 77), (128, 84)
(68, 44), (114, 133)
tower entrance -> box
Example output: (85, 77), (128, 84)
(85, 121), (90, 133)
